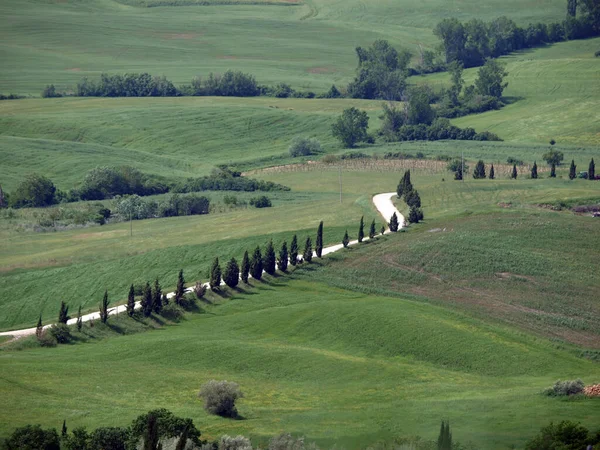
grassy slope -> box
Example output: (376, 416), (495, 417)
(1, 279), (599, 449)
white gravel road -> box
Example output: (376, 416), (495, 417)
(0, 192), (404, 339)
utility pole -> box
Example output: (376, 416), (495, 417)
(462, 151), (464, 183)
(339, 165), (343, 204)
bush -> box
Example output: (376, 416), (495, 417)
(249, 196), (272, 208)
(595, 50), (600, 57)
(161, 303), (185, 322)
(48, 323), (72, 344)
(219, 435), (253, 450)
(41, 84), (62, 98)
(199, 380), (244, 418)
(4, 425), (60, 450)
(525, 421), (595, 450)
(194, 281), (207, 299)
(288, 136), (322, 157)
(10, 174), (57, 208)
(544, 379), (585, 396)
(269, 434), (306, 450)
(38, 331), (58, 347)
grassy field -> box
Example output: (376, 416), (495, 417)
(1, 278), (600, 449)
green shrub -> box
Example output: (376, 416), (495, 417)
(219, 435), (253, 450)
(194, 281), (207, 299)
(249, 196), (272, 208)
(48, 323), (72, 344)
(38, 331), (58, 347)
(525, 421), (595, 450)
(289, 136), (322, 157)
(199, 380), (244, 418)
(3, 425), (60, 450)
(161, 303), (185, 322)
(544, 379), (585, 396)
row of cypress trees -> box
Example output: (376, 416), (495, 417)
(469, 158), (596, 180)
(397, 170), (424, 224)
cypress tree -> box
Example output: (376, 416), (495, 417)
(264, 240), (276, 275)
(175, 269), (185, 305)
(380, 224), (386, 235)
(99, 290), (109, 324)
(569, 159), (576, 180)
(473, 160), (486, 179)
(489, 164), (495, 179)
(369, 219), (376, 239)
(397, 170), (412, 197)
(76, 305), (82, 331)
(241, 250), (250, 283)
(408, 206), (420, 224)
(161, 293), (168, 305)
(511, 164), (518, 179)
(342, 230), (349, 248)
(389, 212), (399, 232)
(454, 166), (463, 180)
(358, 216), (365, 243)
(58, 301), (69, 324)
(152, 278), (162, 314)
(404, 189), (421, 208)
(289, 234), (299, 266)
(315, 221), (324, 258)
(223, 257), (240, 288)
(36, 314), (43, 339)
(437, 420), (452, 450)
(278, 241), (289, 272)
(126, 284), (136, 317)
(210, 257), (222, 290)
(141, 282), (153, 317)
(250, 246), (263, 280)
(62, 420), (67, 437)
(589, 158), (595, 180)
(0, 184), (6, 208)
(550, 162), (556, 178)
(531, 161), (538, 179)
(303, 236), (313, 262)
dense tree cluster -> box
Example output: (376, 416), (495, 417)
(396, 170), (423, 224)
(76, 73), (178, 97)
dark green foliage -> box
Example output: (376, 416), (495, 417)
(152, 279), (162, 314)
(99, 290), (109, 324)
(569, 159), (577, 180)
(77, 166), (169, 201)
(357, 216), (365, 243)
(58, 301), (69, 324)
(127, 284), (135, 317)
(342, 230), (349, 248)
(380, 225), (386, 235)
(142, 282), (153, 317)
(437, 420), (452, 450)
(507, 157), (524, 166)
(62, 427), (89, 450)
(210, 257), (222, 290)
(41, 84), (61, 98)
(568, 0), (577, 16)
(173, 172), (288, 195)
(161, 293), (168, 305)
(316, 221), (324, 258)
(36, 314), (43, 339)
(250, 246), (263, 280)
(320, 84), (342, 98)
(289, 136), (322, 157)
(397, 170), (413, 198)
(223, 258), (240, 289)
(531, 161), (538, 179)
(543, 149), (564, 166)
(89, 427), (129, 450)
(332, 107), (370, 148)
(550, 163), (556, 178)
(303, 237), (313, 263)
(389, 212), (399, 232)
(249, 196), (272, 208)
(589, 158), (596, 180)
(406, 87), (436, 125)
(263, 240), (277, 275)
(473, 160), (486, 179)
(130, 409), (201, 449)
(189, 70), (259, 97)
(10, 173), (57, 208)
(4, 425), (60, 450)
(524, 421), (596, 450)
(61, 421), (67, 438)
(277, 241), (288, 272)
(76, 305), (82, 332)
(408, 207), (424, 224)
(241, 251), (250, 283)
(369, 219), (376, 239)
(0, 185), (6, 208)
(49, 323), (72, 344)
(489, 164), (495, 179)
(289, 235), (299, 266)
(175, 269), (185, 305)
(404, 190), (421, 208)
(511, 164), (518, 179)
(199, 380), (244, 419)
(76, 73), (178, 97)
(475, 59), (508, 98)
(544, 379), (585, 396)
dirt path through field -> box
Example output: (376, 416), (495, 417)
(0, 193), (403, 339)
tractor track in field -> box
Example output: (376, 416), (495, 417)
(0, 192), (404, 340)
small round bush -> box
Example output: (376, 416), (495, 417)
(219, 435), (253, 450)
(37, 332), (58, 348)
(288, 136), (322, 157)
(249, 196), (272, 208)
(199, 380), (243, 418)
(48, 324), (72, 344)
(160, 303), (184, 322)
(544, 379), (585, 396)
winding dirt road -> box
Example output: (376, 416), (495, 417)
(0, 193), (404, 339)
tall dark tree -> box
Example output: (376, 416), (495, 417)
(550, 162), (556, 178)
(569, 159), (577, 180)
(223, 257), (240, 288)
(209, 257), (222, 290)
(437, 421), (452, 450)
(567, 0), (577, 16)
(152, 278), (162, 314)
(380, 224), (386, 235)
(315, 221), (324, 258)
(99, 290), (109, 324)
(454, 165), (463, 180)
(331, 107), (370, 148)
(0, 184), (6, 208)
(289, 234), (299, 266)
(404, 190), (421, 208)
(408, 207), (423, 224)
(397, 170), (413, 198)
(342, 230), (350, 248)
(58, 301), (69, 324)
(369, 219), (376, 239)
(531, 161), (538, 179)
(589, 158), (595, 180)
(303, 237), (313, 262)
(175, 269), (185, 305)
(389, 212), (399, 232)
(162, 293), (168, 305)
(76, 305), (82, 332)
(358, 216), (365, 243)
(36, 315), (43, 339)
(473, 160), (486, 179)
(250, 246), (263, 280)
(277, 241), (289, 272)
(263, 240), (277, 275)
(511, 164), (518, 179)
(489, 164), (495, 180)
(241, 250), (250, 283)
(61, 421), (67, 438)
(127, 284), (136, 317)
(141, 282), (153, 317)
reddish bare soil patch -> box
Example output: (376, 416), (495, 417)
(307, 67), (335, 74)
